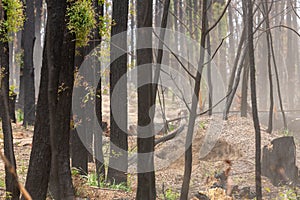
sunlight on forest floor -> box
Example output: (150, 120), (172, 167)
(1, 115), (300, 199)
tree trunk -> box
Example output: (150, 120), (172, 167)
(23, 30), (51, 200)
(0, 2), (20, 199)
(223, 27), (246, 120)
(180, 0), (207, 199)
(136, 0), (156, 199)
(247, 0), (262, 198)
(262, 0), (274, 133)
(46, 0), (75, 199)
(240, 54), (249, 117)
(94, 0), (105, 185)
(107, 0), (129, 184)
(23, 0), (36, 126)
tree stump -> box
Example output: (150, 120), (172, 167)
(262, 136), (298, 186)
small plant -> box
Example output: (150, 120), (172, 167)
(162, 188), (180, 200)
(16, 109), (23, 123)
(199, 121), (206, 130)
(71, 167), (81, 176)
(107, 180), (131, 192)
(282, 129), (292, 137)
(81, 172), (131, 192)
(278, 187), (300, 200)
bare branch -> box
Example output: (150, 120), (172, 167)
(152, 30), (197, 80)
(205, 0), (232, 35)
(0, 151), (32, 200)
(203, 34), (231, 67)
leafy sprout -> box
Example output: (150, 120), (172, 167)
(66, 0), (96, 47)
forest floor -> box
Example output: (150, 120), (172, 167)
(0, 115), (300, 199)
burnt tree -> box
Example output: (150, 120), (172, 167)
(107, 0), (129, 184)
(0, 1), (20, 199)
(23, 0), (36, 126)
(136, 0), (156, 199)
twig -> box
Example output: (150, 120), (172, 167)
(0, 150), (32, 200)
(203, 34), (231, 67)
(152, 30), (196, 80)
(205, 0), (232, 35)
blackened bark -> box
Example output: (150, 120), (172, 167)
(0, 2), (20, 199)
(262, 0), (274, 133)
(71, 0), (104, 176)
(94, 0), (105, 185)
(46, 0), (75, 199)
(23, 34), (51, 200)
(54, 30), (76, 199)
(240, 55), (249, 117)
(180, 0), (207, 199)
(247, 0), (262, 199)
(136, 0), (156, 199)
(107, 0), (129, 184)
(223, 27), (246, 120)
(23, 0), (36, 126)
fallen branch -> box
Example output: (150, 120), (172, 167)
(154, 125), (185, 146)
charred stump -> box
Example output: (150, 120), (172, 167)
(262, 136), (298, 186)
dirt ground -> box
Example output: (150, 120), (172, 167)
(1, 114), (300, 199)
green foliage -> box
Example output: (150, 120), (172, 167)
(0, 0), (24, 42)
(16, 109), (23, 123)
(9, 85), (17, 97)
(0, 178), (5, 188)
(278, 188), (299, 200)
(99, 13), (112, 38)
(81, 172), (131, 192)
(71, 167), (81, 176)
(199, 121), (206, 130)
(67, 0), (96, 47)
(161, 188), (180, 200)
(282, 129), (292, 136)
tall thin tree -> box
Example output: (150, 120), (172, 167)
(247, 0), (262, 198)
(107, 0), (129, 184)
(23, 0), (36, 126)
(47, 0), (76, 198)
(136, 0), (156, 199)
(180, 0), (208, 198)
(0, 1), (20, 199)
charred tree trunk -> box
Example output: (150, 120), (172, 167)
(107, 0), (129, 184)
(223, 27), (246, 120)
(47, 0), (75, 199)
(23, 30), (51, 200)
(23, 0), (36, 126)
(0, 2), (20, 199)
(240, 53), (249, 117)
(180, 0), (208, 199)
(136, 0), (156, 199)
(94, 1), (105, 185)
(262, 0), (274, 133)
(247, 0), (262, 198)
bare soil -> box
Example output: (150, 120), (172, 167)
(1, 114), (299, 199)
